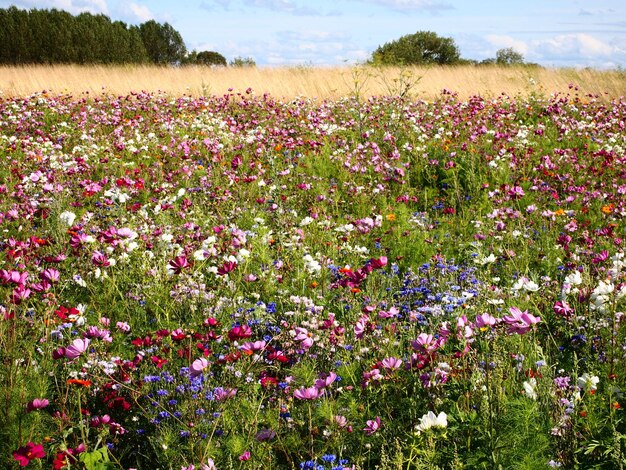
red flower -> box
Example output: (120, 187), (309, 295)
(13, 442), (45, 467)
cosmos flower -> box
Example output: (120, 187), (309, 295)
(415, 411), (448, 433)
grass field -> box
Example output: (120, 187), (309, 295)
(1, 64), (625, 100)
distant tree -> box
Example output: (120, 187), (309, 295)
(496, 47), (525, 65)
(371, 31), (461, 66)
(139, 20), (186, 65)
(230, 56), (256, 67)
(196, 51), (227, 66)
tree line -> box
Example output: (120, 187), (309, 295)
(371, 31), (533, 67)
(0, 7), (252, 66)
(0, 7), (529, 68)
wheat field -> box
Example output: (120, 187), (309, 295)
(1, 64), (624, 101)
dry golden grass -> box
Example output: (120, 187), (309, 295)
(1, 64), (624, 101)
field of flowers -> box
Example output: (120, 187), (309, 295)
(1, 86), (625, 469)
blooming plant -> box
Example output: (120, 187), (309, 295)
(1, 88), (626, 468)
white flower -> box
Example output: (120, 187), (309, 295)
(300, 216), (314, 227)
(577, 373), (599, 392)
(59, 211), (76, 226)
(512, 277), (539, 292)
(523, 378), (538, 400)
(564, 271), (582, 286)
(416, 411), (448, 432)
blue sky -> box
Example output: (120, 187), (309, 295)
(3, 0), (625, 67)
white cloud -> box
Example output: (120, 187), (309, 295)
(356, 0), (452, 12)
(485, 34), (529, 55)
(2, 0), (108, 14)
(125, 2), (154, 22)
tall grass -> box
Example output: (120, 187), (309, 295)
(0, 64), (624, 100)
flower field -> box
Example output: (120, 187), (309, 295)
(1, 87), (625, 469)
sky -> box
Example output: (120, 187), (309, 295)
(2, 0), (625, 68)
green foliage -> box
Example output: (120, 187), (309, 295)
(139, 20), (187, 65)
(230, 56), (257, 67)
(184, 51), (227, 67)
(496, 47), (525, 65)
(371, 31), (461, 66)
(0, 7), (193, 65)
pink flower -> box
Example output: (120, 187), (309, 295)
(26, 398), (49, 412)
(474, 313), (498, 329)
(314, 372), (337, 389)
(502, 307), (541, 335)
(39, 268), (60, 283)
(65, 338), (90, 359)
(190, 358), (209, 378)
(381, 357), (403, 370)
(412, 333), (439, 354)
(293, 327), (314, 349)
(293, 386), (324, 400)
(363, 416), (381, 435)
(238, 451), (251, 461)
(240, 340), (267, 354)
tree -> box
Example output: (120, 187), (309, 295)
(496, 47), (524, 65)
(196, 51), (227, 66)
(139, 20), (186, 65)
(371, 31), (460, 66)
(230, 56), (256, 67)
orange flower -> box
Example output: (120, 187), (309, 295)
(386, 214), (396, 221)
(601, 204), (615, 214)
(554, 209), (565, 216)
(66, 379), (92, 387)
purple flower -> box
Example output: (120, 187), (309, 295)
(363, 416), (381, 435)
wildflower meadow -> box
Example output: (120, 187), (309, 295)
(1, 86), (626, 469)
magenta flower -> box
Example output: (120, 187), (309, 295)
(293, 386), (324, 400)
(168, 255), (190, 275)
(13, 442), (45, 467)
(238, 451), (251, 461)
(190, 358), (209, 378)
(370, 256), (388, 269)
(354, 315), (369, 339)
(553, 301), (573, 318)
(314, 372), (338, 389)
(363, 416), (381, 435)
(217, 260), (237, 276)
(39, 268), (60, 283)
(502, 307), (541, 335)
(26, 398), (49, 412)
(91, 251), (110, 267)
(65, 338), (90, 359)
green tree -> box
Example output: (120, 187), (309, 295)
(196, 51), (227, 66)
(230, 56), (256, 67)
(371, 31), (461, 66)
(496, 47), (525, 65)
(139, 20), (186, 65)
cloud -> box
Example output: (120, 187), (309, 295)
(194, 29), (367, 65)
(1, 0), (109, 14)
(123, 2), (154, 22)
(354, 0), (453, 12)
(536, 33), (614, 59)
(485, 34), (529, 55)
